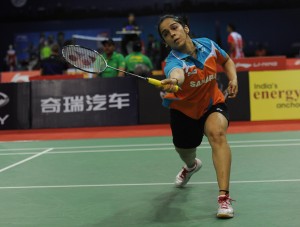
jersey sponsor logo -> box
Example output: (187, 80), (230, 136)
(190, 74), (216, 87)
(187, 69), (197, 76)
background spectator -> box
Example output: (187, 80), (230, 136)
(125, 40), (153, 76)
(146, 34), (161, 70)
(98, 38), (126, 78)
(255, 43), (268, 57)
(227, 23), (245, 59)
(40, 43), (68, 75)
(121, 13), (141, 56)
(5, 44), (17, 71)
(40, 40), (52, 60)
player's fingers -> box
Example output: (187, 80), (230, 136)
(227, 81), (238, 98)
(161, 78), (173, 85)
(228, 86), (238, 98)
(162, 84), (171, 91)
(162, 84), (177, 92)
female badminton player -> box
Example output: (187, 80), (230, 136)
(157, 15), (238, 218)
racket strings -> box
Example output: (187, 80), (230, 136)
(62, 46), (107, 73)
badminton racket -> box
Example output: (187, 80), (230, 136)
(224, 90), (229, 100)
(61, 45), (179, 92)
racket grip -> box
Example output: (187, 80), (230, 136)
(147, 78), (179, 92)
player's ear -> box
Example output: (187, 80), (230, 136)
(184, 25), (190, 35)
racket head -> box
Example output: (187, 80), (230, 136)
(62, 45), (107, 74)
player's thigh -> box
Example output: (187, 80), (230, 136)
(170, 109), (204, 149)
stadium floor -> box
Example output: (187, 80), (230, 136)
(0, 121), (300, 226)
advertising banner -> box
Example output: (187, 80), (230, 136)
(0, 83), (30, 129)
(0, 70), (40, 83)
(234, 56), (286, 71)
(286, 58), (300, 69)
(31, 77), (138, 128)
(249, 70), (300, 120)
(138, 76), (170, 124)
(217, 56), (286, 72)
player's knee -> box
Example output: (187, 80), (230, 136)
(206, 129), (226, 145)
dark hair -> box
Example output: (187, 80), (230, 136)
(157, 14), (189, 40)
(132, 40), (142, 52)
(227, 23), (236, 31)
(101, 38), (115, 46)
(51, 44), (60, 54)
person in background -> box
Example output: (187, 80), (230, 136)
(159, 40), (172, 71)
(146, 34), (161, 70)
(121, 13), (141, 56)
(40, 43), (68, 75)
(57, 31), (65, 50)
(5, 44), (17, 71)
(157, 14), (238, 219)
(40, 40), (52, 60)
(227, 23), (245, 59)
(98, 38), (126, 78)
(125, 40), (153, 76)
(27, 53), (40, 71)
(255, 43), (267, 57)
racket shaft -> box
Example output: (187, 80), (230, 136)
(147, 78), (179, 92)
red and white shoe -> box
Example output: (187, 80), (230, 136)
(174, 158), (202, 187)
(217, 194), (234, 218)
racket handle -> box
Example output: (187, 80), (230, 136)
(147, 78), (179, 92)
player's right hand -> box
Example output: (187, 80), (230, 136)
(161, 78), (180, 93)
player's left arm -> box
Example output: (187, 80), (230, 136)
(222, 56), (238, 98)
(213, 39), (238, 99)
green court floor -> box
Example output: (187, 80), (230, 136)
(0, 131), (300, 227)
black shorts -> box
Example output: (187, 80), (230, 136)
(170, 103), (229, 149)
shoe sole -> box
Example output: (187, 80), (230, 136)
(217, 213), (234, 219)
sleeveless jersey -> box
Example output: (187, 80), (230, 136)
(227, 31), (244, 58)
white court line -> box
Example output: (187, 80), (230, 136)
(0, 179), (299, 190)
(0, 140), (39, 144)
(1, 138), (300, 152)
(0, 148), (53, 174)
(0, 142), (300, 156)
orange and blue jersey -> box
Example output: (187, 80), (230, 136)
(163, 37), (228, 119)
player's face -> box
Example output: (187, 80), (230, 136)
(159, 18), (190, 50)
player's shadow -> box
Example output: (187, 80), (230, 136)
(92, 186), (217, 226)
(151, 186), (217, 224)
(92, 188), (193, 226)
(151, 187), (192, 223)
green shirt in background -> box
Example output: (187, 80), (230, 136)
(125, 52), (153, 73)
(99, 52), (125, 78)
(40, 46), (52, 59)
